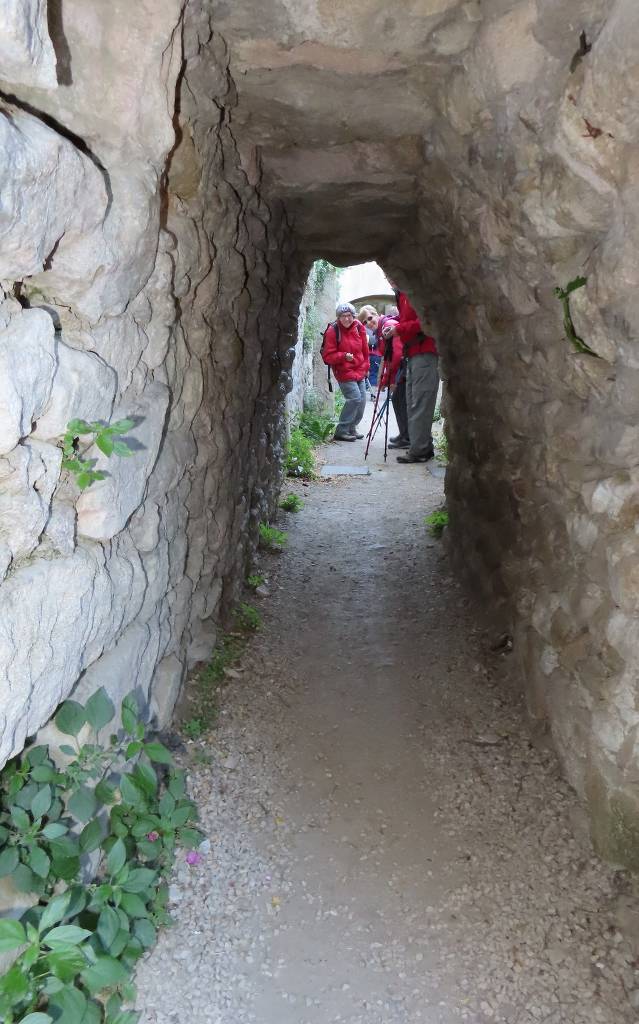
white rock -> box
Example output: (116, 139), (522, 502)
(0, 439), (61, 566)
(0, 109), (107, 281)
(0, 542), (149, 767)
(149, 653), (186, 729)
(0, 308), (56, 455)
(34, 339), (117, 441)
(0, 0), (57, 90)
(76, 382), (170, 541)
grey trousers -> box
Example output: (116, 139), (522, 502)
(406, 353), (439, 456)
(336, 379), (367, 435)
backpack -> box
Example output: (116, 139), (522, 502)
(320, 320), (340, 392)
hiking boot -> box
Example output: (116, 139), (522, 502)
(396, 445), (434, 464)
(389, 435), (404, 444)
(333, 432), (357, 442)
(388, 438), (409, 449)
(349, 431), (365, 439)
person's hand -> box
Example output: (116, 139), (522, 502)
(382, 324), (396, 339)
(344, 352), (354, 362)
(390, 385), (396, 395)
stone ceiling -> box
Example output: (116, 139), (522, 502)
(211, 0), (479, 261)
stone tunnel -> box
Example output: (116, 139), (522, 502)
(1, 0), (639, 868)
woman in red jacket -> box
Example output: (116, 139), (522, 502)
(361, 308), (409, 448)
(322, 303), (370, 441)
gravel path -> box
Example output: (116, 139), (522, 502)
(136, 407), (638, 1024)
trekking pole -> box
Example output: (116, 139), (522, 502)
(383, 385), (390, 462)
(364, 392), (390, 459)
(364, 358), (385, 460)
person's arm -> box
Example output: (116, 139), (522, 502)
(394, 298), (424, 343)
(322, 324), (348, 367)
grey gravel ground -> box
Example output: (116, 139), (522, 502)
(136, 409), (639, 1024)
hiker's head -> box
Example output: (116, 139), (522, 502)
(358, 304), (379, 329)
(336, 302), (356, 325)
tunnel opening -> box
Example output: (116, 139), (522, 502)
(0, 0), (638, 910)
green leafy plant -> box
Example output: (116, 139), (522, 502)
(333, 389), (345, 417)
(280, 493), (303, 512)
(294, 410), (336, 444)
(434, 432), (448, 463)
(181, 719), (204, 741)
(553, 276), (599, 357)
(61, 419), (136, 491)
(259, 523), (288, 551)
(0, 689), (202, 1024)
(246, 573), (265, 590)
(285, 428), (315, 478)
(234, 602), (261, 632)
(424, 508), (449, 538)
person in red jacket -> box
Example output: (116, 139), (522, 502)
(322, 302), (370, 441)
(360, 308), (409, 447)
(382, 282), (439, 463)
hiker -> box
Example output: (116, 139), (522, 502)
(321, 303), (370, 442)
(382, 282), (439, 463)
(360, 306), (409, 448)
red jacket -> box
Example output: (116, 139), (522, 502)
(322, 319), (369, 382)
(394, 291), (438, 358)
(375, 317), (403, 388)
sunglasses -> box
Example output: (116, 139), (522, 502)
(366, 315), (376, 322)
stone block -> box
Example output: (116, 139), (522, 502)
(0, 309), (56, 455)
(34, 339), (117, 441)
(0, 0), (57, 89)
(76, 382), (170, 541)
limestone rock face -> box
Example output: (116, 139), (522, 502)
(0, 0), (302, 771)
(0, 0), (57, 90)
(0, 309), (57, 455)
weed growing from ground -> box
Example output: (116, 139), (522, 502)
(182, 718), (205, 740)
(294, 409), (336, 444)
(235, 602), (261, 631)
(285, 427), (315, 477)
(259, 522), (287, 550)
(425, 508), (449, 537)
(246, 573), (266, 590)
(280, 493), (304, 512)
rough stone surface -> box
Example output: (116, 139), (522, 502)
(0, 0), (302, 769)
(0, 0), (57, 90)
(0, 308), (57, 455)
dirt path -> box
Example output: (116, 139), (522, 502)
(136, 405), (637, 1024)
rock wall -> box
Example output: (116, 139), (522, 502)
(0, 0), (302, 766)
(385, 0), (639, 865)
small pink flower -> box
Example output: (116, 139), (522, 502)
(146, 831), (160, 842)
(185, 850), (202, 866)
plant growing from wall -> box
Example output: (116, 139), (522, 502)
(61, 419), (136, 491)
(424, 508), (449, 538)
(553, 277), (599, 357)
(258, 523), (287, 551)
(246, 573), (266, 590)
(0, 689), (202, 1024)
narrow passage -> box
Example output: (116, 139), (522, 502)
(137, 408), (636, 1024)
